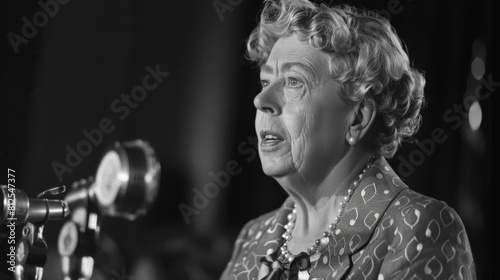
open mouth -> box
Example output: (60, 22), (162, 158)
(260, 130), (284, 147)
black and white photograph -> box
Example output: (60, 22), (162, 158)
(1, 0), (492, 279)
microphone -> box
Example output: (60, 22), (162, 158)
(1, 139), (159, 226)
(91, 139), (161, 220)
(0, 139), (160, 280)
(1, 185), (69, 225)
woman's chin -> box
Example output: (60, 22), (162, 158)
(261, 161), (293, 178)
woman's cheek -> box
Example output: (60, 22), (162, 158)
(282, 106), (305, 141)
(283, 103), (315, 170)
(284, 87), (306, 102)
(291, 136), (307, 170)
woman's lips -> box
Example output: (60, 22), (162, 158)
(260, 130), (285, 151)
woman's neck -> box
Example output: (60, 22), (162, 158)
(276, 150), (374, 254)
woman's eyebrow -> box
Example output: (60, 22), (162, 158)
(282, 61), (314, 74)
(282, 61), (319, 82)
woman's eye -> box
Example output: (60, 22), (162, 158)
(287, 77), (303, 88)
(283, 76), (306, 101)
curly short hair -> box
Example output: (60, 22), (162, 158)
(246, 0), (426, 158)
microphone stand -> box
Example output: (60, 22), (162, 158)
(13, 186), (68, 280)
(15, 223), (47, 280)
(58, 177), (100, 280)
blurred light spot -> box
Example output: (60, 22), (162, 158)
(468, 100), (482, 131)
(145, 172), (153, 184)
(471, 57), (485, 80)
(118, 172), (129, 182)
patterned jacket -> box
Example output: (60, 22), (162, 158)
(220, 157), (476, 280)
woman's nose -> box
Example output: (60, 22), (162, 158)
(253, 84), (281, 115)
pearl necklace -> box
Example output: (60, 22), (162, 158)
(279, 157), (375, 263)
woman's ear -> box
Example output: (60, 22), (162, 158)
(346, 100), (377, 145)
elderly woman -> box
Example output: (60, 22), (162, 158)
(220, 0), (476, 279)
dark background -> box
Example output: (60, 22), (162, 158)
(1, 0), (492, 279)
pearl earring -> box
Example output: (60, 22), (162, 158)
(348, 137), (356, 145)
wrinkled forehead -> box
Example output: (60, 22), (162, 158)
(261, 34), (331, 77)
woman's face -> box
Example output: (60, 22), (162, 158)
(254, 34), (354, 183)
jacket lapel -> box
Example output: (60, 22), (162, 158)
(309, 157), (408, 279)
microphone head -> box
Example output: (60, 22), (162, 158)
(92, 139), (161, 220)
